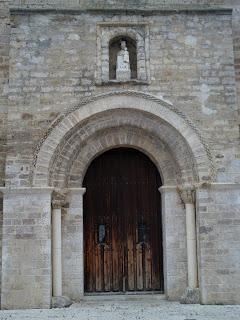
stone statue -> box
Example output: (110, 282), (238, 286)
(116, 40), (131, 81)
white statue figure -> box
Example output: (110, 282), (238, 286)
(116, 40), (131, 81)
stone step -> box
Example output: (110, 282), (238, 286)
(81, 292), (166, 303)
(0, 301), (240, 320)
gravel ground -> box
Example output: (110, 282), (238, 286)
(0, 299), (240, 320)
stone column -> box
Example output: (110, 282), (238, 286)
(179, 186), (200, 304)
(52, 207), (62, 296)
(51, 190), (71, 308)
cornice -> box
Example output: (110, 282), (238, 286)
(9, 7), (232, 16)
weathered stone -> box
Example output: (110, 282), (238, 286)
(51, 296), (72, 309)
(180, 287), (200, 304)
(0, 0), (240, 311)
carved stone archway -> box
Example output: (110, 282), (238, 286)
(30, 90), (215, 303)
(32, 90), (215, 187)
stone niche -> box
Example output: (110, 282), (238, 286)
(109, 36), (137, 81)
(96, 22), (150, 84)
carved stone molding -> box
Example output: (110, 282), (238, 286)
(0, 187), (53, 195)
(51, 190), (68, 209)
(178, 186), (196, 205)
(31, 90), (216, 185)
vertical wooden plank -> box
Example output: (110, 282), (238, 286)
(95, 245), (101, 291)
(136, 243), (143, 290)
(127, 239), (134, 290)
(104, 245), (111, 291)
(112, 220), (120, 291)
(144, 244), (152, 290)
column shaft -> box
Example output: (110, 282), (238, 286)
(185, 203), (198, 288)
(52, 208), (62, 297)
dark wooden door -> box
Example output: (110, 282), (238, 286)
(83, 148), (164, 293)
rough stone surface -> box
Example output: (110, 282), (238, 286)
(5, 9), (239, 187)
(196, 184), (240, 305)
(1, 188), (52, 310)
(0, 0), (240, 310)
(180, 287), (200, 304)
(0, 299), (240, 320)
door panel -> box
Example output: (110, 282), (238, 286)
(83, 148), (164, 293)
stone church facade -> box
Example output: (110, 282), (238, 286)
(0, 0), (240, 310)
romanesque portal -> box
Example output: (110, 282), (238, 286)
(0, 1), (240, 310)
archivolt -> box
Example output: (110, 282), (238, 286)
(32, 90), (215, 187)
(50, 126), (180, 187)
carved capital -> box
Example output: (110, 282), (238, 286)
(178, 186), (196, 205)
(52, 190), (68, 209)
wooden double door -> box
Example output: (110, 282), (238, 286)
(83, 148), (164, 293)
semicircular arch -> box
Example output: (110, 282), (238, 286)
(32, 91), (215, 187)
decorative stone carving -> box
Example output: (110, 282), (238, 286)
(52, 190), (68, 209)
(31, 91), (216, 187)
(178, 186), (196, 205)
(116, 40), (131, 81)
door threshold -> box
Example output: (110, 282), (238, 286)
(83, 292), (165, 301)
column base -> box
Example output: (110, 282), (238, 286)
(180, 287), (200, 304)
(52, 296), (72, 308)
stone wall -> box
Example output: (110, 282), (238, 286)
(197, 184), (240, 304)
(0, 1), (9, 188)
(0, 0), (240, 310)
(0, 194), (3, 306)
(1, 188), (52, 309)
(0, 0), (10, 309)
(5, 10), (238, 186)
(0, 0), (239, 191)
(232, 8), (240, 127)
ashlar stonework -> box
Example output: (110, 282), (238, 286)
(0, 0), (240, 310)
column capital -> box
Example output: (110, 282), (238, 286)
(178, 186), (196, 204)
(52, 190), (68, 209)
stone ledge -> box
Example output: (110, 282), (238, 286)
(197, 182), (240, 190)
(0, 187), (54, 195)
(97, 79), (150, 86)
(0, 187), (88, 196)
(159, 183), (240, 194)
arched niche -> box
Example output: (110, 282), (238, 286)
(96, 23), (150, 83)
(109, 35), (137, 80)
